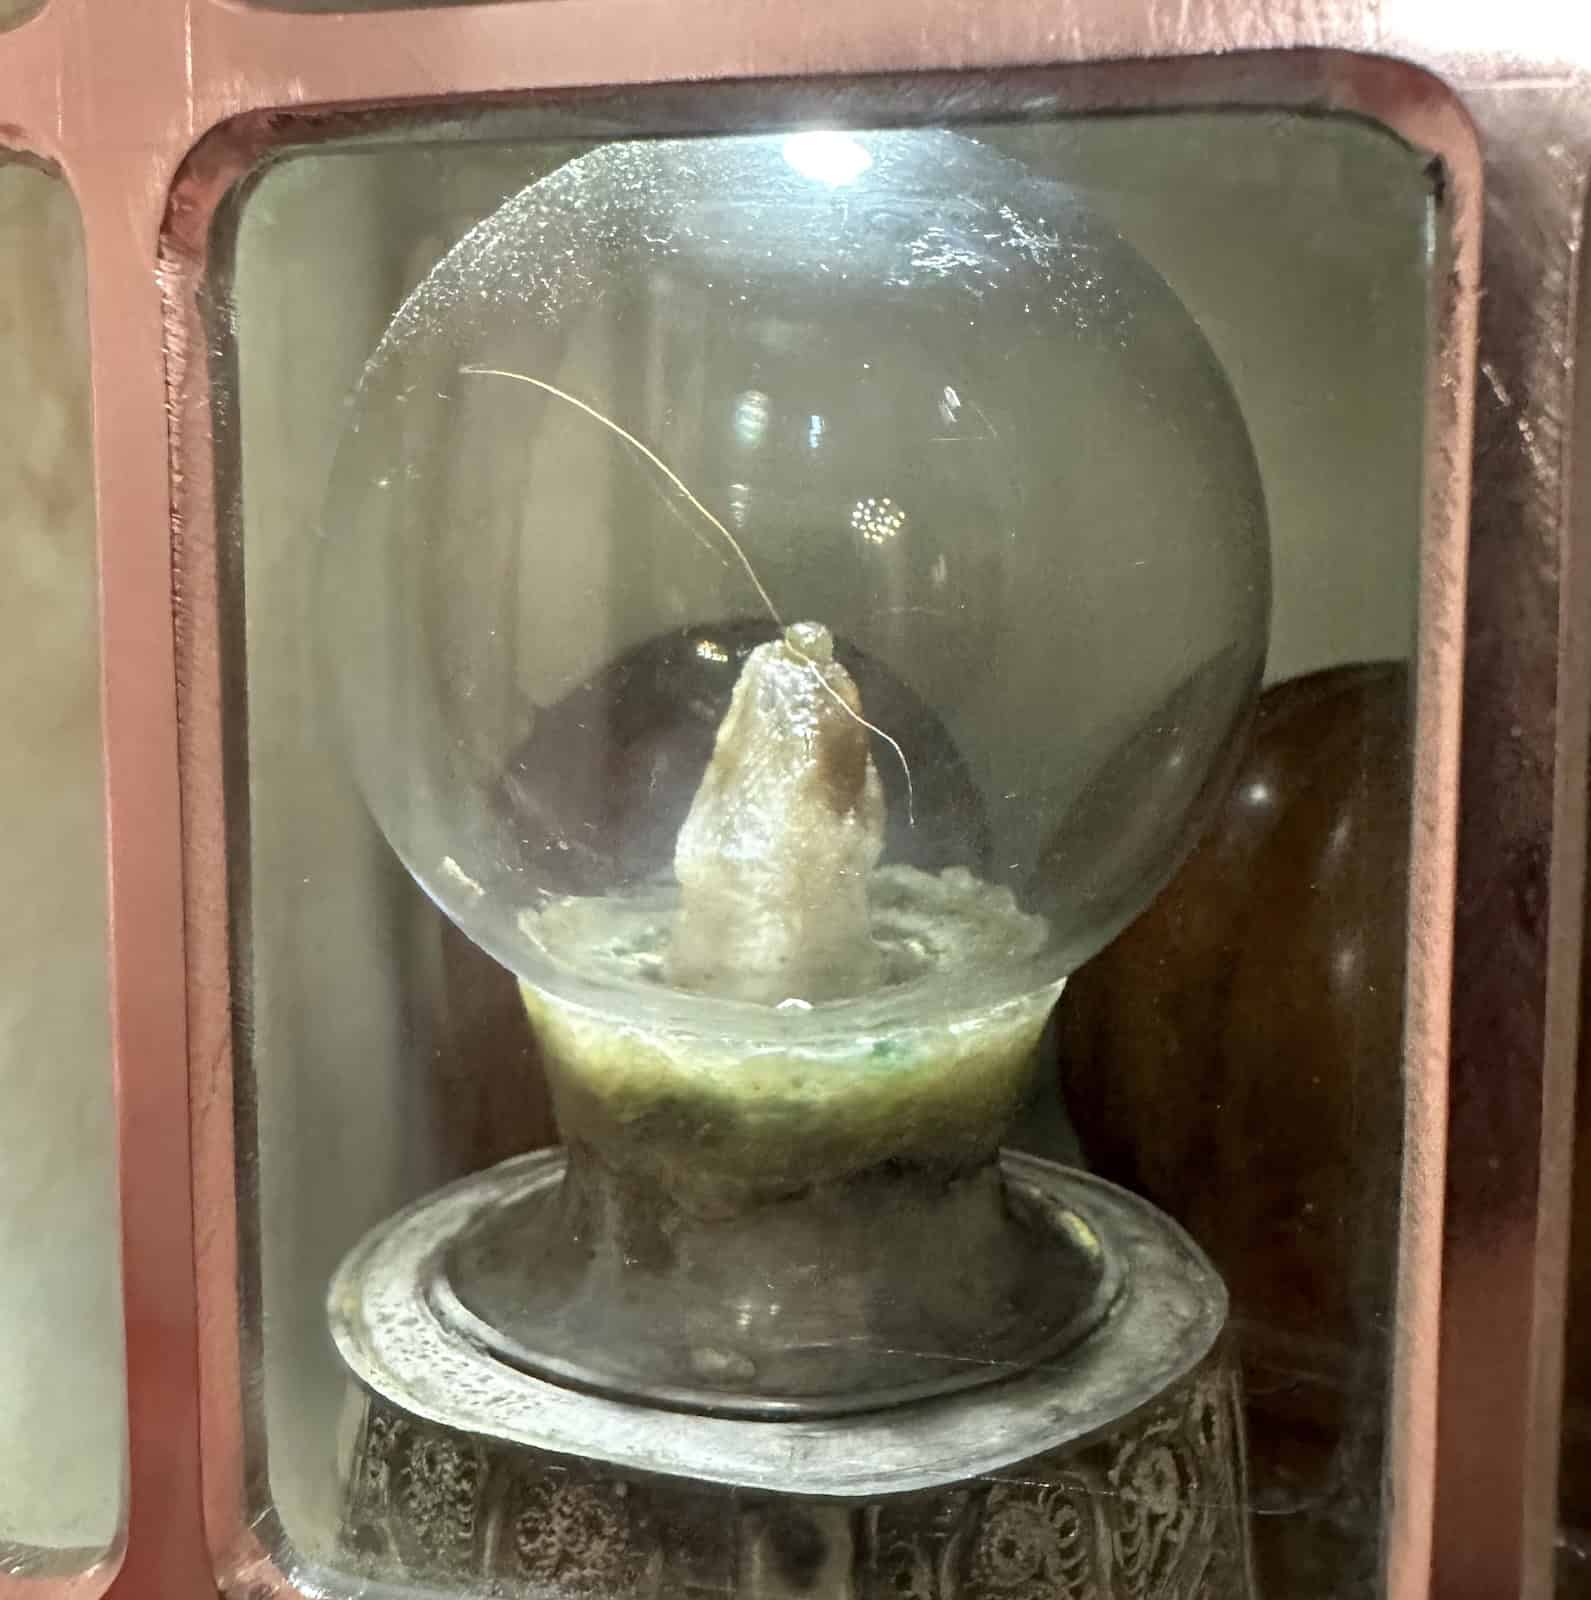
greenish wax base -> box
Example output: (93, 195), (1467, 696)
(518, 981), (1059, 1209)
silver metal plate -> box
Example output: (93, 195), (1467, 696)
(329, 1150), (1227, 1497)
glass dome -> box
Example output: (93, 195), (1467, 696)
(322, 127), (1270, 1051)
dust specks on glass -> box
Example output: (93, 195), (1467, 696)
(231, 111), (1431, 1600)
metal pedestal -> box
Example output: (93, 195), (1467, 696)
(332, 1152), (1257, 1599)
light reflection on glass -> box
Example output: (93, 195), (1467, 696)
(781, 131), (873, 188)
(733, 390), (769, 449)
(851, 495), (907, 546)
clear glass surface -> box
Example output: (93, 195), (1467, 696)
(234, 113), (1431, 1600)
(322, 129), (1270, 1045)
(0, 161), (123, 1577)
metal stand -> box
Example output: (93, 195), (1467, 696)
(332, 1152), (1257, 1599)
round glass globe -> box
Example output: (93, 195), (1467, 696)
(322, 128), (1269, 1051)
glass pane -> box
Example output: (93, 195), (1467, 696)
(0, 162), (123, 1579)
(1014, 116), (1428, 1599)
(230, 110), (1432, 1600)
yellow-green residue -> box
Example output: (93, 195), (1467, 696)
(519, 982), (1055, 1200)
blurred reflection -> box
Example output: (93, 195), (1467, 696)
(1055, 662), (1410, 1600)
(0, 164), (123, 1572)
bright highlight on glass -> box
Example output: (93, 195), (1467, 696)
(782, 130), (874, 186)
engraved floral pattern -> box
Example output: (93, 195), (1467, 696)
(342, 1362), (1253, 1599)
(965, 1478), (1110, 1600)
(512, 1472), (651, 1595)
(399, 1432), (483, 1561)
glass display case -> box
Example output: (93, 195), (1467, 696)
(217, 102), (1435, 1600)
(9, 5), (1591, 1600)
(319, 121), (1269, 1592)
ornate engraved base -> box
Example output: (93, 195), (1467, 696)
(341, 1350), (1252, 1599)
(333, 1153), (1257, 1598)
